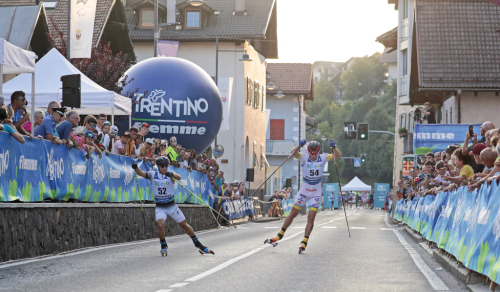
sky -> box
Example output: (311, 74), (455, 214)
(267, 0), (398, 64)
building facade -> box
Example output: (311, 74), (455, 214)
(124, 0), (279, 196)
(265, 63), (315, 198)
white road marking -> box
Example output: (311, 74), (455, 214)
(0, 228), (223, 269)
(380, 228), (394, 230)
(185, 211), (357, 283)
(155, 290), (172, 292)
(169, 283), (189, 288)
(321, 226), (337, 229)
(350, 227), (366, 230)
(385, 214), (449, 291)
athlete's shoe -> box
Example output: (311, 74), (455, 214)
(198, 248), (215, 255)
(160, 240), (168, 257)
(161, 248), (168, 256)
(192, 236), (215, 255)
(264, 229), (285, 247)
(299, 238), (308, 254)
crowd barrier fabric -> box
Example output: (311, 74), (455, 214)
(392, 183), (500, 283)
(322, 183), (339, 209)
(374, 183), (389, 208)
(221, 197), (255, 220)
(281, 199), (293, 217)
(0, 132), (213, 206)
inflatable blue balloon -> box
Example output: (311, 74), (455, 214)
(120, 57), (222, 156)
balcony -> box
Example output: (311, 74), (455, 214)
(266, 139), (295, 155)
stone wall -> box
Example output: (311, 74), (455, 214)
(0, 203), (218, 262)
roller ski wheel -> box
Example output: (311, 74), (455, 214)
(264, 238), (278, 247)
(299, 247), (305, 254)
(199, 248), (215, 255)
(161, 249), (168, 257)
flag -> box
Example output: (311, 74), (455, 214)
(70, 0), (97, 58)
(157, 40), (179, 57)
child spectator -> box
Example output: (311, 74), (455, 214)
(96, 121), (112, 151)
(96, 113), (107, 134)
(133, 134), (144, 157)
(0, 106), (25, 143)
(125, 127), (139, 156)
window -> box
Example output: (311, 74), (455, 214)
(402, 49), (408, 77)
(399, 113), (407, 130)
(408, 112), (415, 131)
(261, 84), (266, 112)
(141, 9), (154, 28)
(254, 80), (260, 109)
(270, 119), (285, 140)
(186, 10), (201, 28)
(246, 77), (252, 105)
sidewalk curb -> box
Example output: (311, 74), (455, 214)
(398, 223), (484, 291)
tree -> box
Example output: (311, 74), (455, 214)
(341, 53), (387, 100)
(46, 16), (135, 95)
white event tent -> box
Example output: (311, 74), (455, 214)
(342, 176), (372, 192)
(0, 38), (37, 134)
(3, 48), (131, 124)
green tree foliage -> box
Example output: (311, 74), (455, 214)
(341, 53), (387, 101)
(306, 58), (396, 185)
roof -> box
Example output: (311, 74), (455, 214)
(0, 4), (50, 52)
(375, 27), (397, 53)
(1, 0), (133, 56)
(266, 63), (314, 100)
(125, 0), (278, 57)
(414, 0), (500, 89)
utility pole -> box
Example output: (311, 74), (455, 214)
(67, 0), (71, 60)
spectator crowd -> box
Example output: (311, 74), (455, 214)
(395, 121), (500, 200)
(0, 90), (228, 188)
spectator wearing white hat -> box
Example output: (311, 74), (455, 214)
(141, 138), (156, 160)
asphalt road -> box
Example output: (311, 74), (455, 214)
(0, 208), (468, 292)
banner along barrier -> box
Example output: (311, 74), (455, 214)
(393, 183), (500, 283)
(322, 183), (339, 209)
(221, 197), (255, 220)
(0, 132), (213, 206)
(374, 183), (390, 209)
(281, 199), (293, 217)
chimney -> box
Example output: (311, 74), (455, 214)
(235, 0), (246, 14)
(167, 0), (176, 24)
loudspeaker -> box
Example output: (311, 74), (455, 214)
(285, 179), (292, 188)
(61, 74), (81, 108)
(246, 168), (254, 182)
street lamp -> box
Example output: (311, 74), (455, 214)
(238, 50), (253, 62)
(321, 135), (326, 153)
(275, 90), (284, 98)
(266, 81), (276, 90)
(187, 0), (206, 6)
(315, 130), (321, 136)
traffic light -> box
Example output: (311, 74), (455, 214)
(357, 123), (369, 140)
(361, 153), (367, 163)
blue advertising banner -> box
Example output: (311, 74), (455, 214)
(420, 195), (437, 239)
(374, 183), (390, 209)
(0, 132), (213, 206)
(411, 197), (426, 231)
(435, 191), (458, 249)
(425, 192), (449, 242)
(413, 124), (482, 155)
(221, 197), (255, 220)
(281, 199), (293, 217)
(323, 183), (339, 209)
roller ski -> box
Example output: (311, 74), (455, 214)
(264, 228), (285, 247)
(193, 236), (215, 255)
(298, 237), (308, 254)
(160, 240), (168, 257)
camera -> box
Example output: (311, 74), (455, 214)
(414, 107), (423, 121)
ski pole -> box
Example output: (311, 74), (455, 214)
(233, 145), (301, 216)
(171, 177), (236, 228)
(332, 147), (351, 238)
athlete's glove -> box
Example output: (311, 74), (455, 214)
(299, 139), (307, 147)
(165, 171), (174, 177)
(132, 163), (138, 170)
(329, 140), (336, 149)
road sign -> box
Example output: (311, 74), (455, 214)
(344, 122), (357, 140)
(354, 158), (361, 167)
